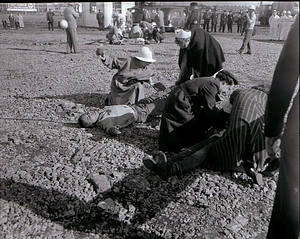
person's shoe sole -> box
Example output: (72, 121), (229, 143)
(143, 156), (156, 171)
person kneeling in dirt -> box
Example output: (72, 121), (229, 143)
(78, 87), (173, 136)
(158, 70), (238, 153)
(144, 84), (279, 185)
(98, 46), (157, 106)
(106, 21), (123, 45)
(152, 22), (165, 43)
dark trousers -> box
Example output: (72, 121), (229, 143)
(66, 27), (79, 53)
(203, 21), (210, 32)
(48, 21), (53, 31)
(237, 23), (241, 33)
(211, 22), (217, 32)
(98, 21), (104, 31)
(219, 22), (225, 32)
(239, 29), (253, 53)
(228, 23), (232, 33)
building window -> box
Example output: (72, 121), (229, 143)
(90, 2), (96, 13)
(113, 2), (121, 13)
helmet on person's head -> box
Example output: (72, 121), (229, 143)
(135, 47), (156, 63)
(248, 5), (256, 11)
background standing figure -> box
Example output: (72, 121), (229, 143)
(63, 3), (80, 54)
(46, 9), (55, 31)
(9, 13), (14, 29)
(237, 11), (242, 33)
(238, 5), (256, 55)
(155, 8), (165, 33)
(210, 9), (217, 32)
(184, 2), (198, 30)
(240, 11), (248, 35)
(112, 10), (119, 26)
(203, 10), (210, 32)
(265, 14), (299, 239)
(227, 11), (233, 33)
(269, 10), (279, 40)
(219, 10), (227, 32)
(96, 9), (104, 31)
(125, 8), (133, 30)
(16, 13), (24, 30)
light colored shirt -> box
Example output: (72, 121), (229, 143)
(247, 13), (256, 30)
(95, 105), (137, 134)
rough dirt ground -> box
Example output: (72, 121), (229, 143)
(0, 16), (284, 239)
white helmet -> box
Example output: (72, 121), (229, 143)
(59, 19), (68, 30)
(248, 5), (256, 11)
(135, 47), (156, 63)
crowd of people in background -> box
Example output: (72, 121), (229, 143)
(268, 9), (295, 41)
(2, 13), (24, 30)
(105, 6), (166, 45)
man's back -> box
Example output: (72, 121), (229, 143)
(64, 6), (79, 28)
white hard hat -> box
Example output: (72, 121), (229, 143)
(151, 22), (157, 27)
(135, 47), (156, 63)
(60, 19), (68, 30)
(248, 5), (256, 11)
(175, 29), (191, 39)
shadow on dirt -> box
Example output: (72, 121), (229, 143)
(15, 92), (109, 109)
(7, 47), (67, 54)
(0, 168), (204, 238)
(0, 161), (254, 238)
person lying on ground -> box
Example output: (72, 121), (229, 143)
(158, 69), (238, 152)
(98, 46), (156, 106)
(145, 84), (275, 185)
(174, 28), (225, 85)
(78, 86), (173, 136)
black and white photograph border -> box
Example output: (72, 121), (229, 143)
(0, 2), (298, 239)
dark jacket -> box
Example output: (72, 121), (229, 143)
(46, 11), (54, 22)
(177, 27), (225, 85)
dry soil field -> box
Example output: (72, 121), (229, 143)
(0, 14), (285, 239)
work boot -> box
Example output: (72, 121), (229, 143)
(143, 151), (182, 179)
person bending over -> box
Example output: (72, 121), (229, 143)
(174, 28), (225, 85)
(158, 70), (238, 152)
(145, 84), (273, 185)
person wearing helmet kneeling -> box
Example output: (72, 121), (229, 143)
(98, 46), (157, 106)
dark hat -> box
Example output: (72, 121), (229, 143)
(190, 2), (198, 6)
